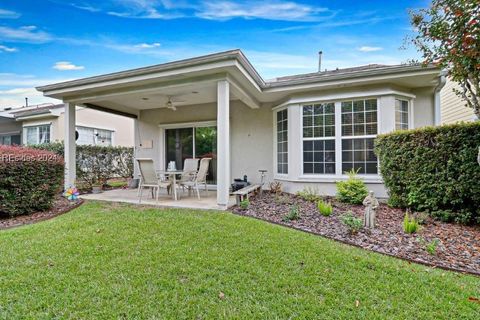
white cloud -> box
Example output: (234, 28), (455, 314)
(358, 46), (383, 52)
(134, 42), (161, 48)
(53, 61), (85, 71)
(0, 25), (52, 43)
(197, 1), (329, 21)
(0, 8), (20, 19)
(0, 45), (17, 52)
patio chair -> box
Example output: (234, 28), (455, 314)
(179, 158), (199, 194)
(179, 157), (211, 199)
(137, 158), (172, 203)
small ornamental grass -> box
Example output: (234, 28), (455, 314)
(0, 145), (64, 217)
(403, 213), (420, 234)
(336, 169), (368, 205)
(317, 200), (333, 217)
(296, 187), (321, 202)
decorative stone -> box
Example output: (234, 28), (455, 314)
(363, 191), (379, 229)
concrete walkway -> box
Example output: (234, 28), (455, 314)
(80, 188), (235, 210)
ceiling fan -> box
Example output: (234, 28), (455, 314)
(165, 95), (186, 111)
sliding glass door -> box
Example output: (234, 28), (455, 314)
(165, 125), (217, 184)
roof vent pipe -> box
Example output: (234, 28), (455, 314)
(318, 51), (323, 72)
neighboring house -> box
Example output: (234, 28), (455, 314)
(37, 49), (443, 208)
(0, 104), (134, 147)
(0, 110), (22, 145)
(440, 78), (478, 124)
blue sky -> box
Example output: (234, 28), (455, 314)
(0, 0), (429, 108)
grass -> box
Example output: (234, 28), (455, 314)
(0, 201), (479, 319)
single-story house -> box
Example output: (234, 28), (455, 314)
(36, 49), (443, 209)
(440, 78), (479, 124)
(0, 104), (134, 147)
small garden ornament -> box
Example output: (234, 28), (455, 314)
(64, 186), (80, 201)
(362, 191), (379, 229)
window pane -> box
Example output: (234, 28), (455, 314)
(341, 101), (352, 113)
(26, 127), (37, 145)
(77, 127), (95, 145)
(277, 109), (288, 174)
(342, 99), (377, 137)
(395, 99), (409, 130)
(342, 138), (377, 174)
(302, 138), (335, 175)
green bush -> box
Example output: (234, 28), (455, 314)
(0, 146), (64, 217)
(340, 211), (363, 234)
(336, 169), (368, 204)
(317, 200), (333, 216)
(239, 199), (250, 210)
(375, 122), (480, 224)
(282, 205), (300, 222)
(403, 213), (420, 234)
(33, 142), (134, 189)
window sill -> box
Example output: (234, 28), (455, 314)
(274, 174), (383, 184)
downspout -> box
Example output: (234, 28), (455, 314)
(434, 71), (447, 126)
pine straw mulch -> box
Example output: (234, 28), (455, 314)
(0, 196), (83, 230)
(231, 192), (480, 276)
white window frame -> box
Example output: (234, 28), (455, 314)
(273, 108), (289, 177)
(75, 125), (115, 146)
(22, 124), (52, 145)
(394, 98), (411, 130)
(301, 102), (336, 175)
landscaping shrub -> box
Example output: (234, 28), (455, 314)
(33, 142), (134, 189)
(336, 169), (368, 204)
(239, 199), (250, 210)
(282, 205), (300, 222)
(317, 200), (333, 216)
(375, 122), (480, 224)
(340, 211), (363, 234)
(0, 145), (64, 217)
(296, 187), (321, 202)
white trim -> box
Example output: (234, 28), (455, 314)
(0, 131), (21, 136)
(275, 175), (383, 184)
(158, 120), (217, 129)
(272, 89), (416, 110)
(76, 123), (116, 132)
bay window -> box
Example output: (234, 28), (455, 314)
(276, 109), (288, 174)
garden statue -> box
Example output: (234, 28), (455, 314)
(363, 191), (379, 229)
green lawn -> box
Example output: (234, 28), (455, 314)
(0, 202), (479, 319)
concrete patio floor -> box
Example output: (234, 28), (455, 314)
(80, 188), (236, 210)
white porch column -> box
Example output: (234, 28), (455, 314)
(64, 102), (76, 189)
(217, 80), (230, 208)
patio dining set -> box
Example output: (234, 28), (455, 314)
(136, 158), (212, 203)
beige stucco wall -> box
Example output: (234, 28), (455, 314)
(20, 107), (134, 146)
(136, 100), (273, 185)
(411, 87), (435, 128)
(441, 79), (476, 124)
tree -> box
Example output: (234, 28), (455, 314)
(410, 0), (480, 118)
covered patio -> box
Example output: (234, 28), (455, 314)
(37, 50), (274, 210)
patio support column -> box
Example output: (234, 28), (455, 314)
(64, 102), (76, 189)
(217, 80), (230, 208)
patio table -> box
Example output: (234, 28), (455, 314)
(156, 170), (184, 201)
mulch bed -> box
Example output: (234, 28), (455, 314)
(0, 197), (83, 230)
(232, 192), (480, 276)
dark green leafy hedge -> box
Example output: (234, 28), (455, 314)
(375, 122), (480, 224)
(0, 146), (64, 217)
(32, 143), (134, 189)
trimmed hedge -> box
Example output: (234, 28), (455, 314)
(375, 122), (480, 224)
(32, 143), (134, 189)
(0, 145), (64, 217)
